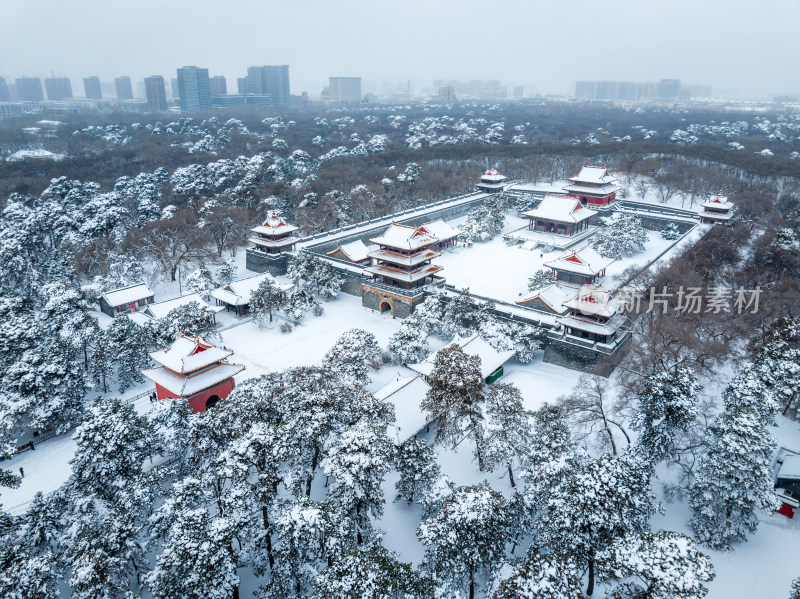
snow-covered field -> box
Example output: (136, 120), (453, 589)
(439, 211), (682, 303)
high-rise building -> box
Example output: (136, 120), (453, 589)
(83, 76), (102, 99)
(328, 77), (362, 105)
(438, 85), (455, 103)
(15, 77), (44, 101)
(513, 86), (524, 99)
(176, 66), (211, 112)
(45, 77), (73, 101)
(144, 75), (168, 111)
(237, 77), (248, 95)
(246, 65), (290, 105)
(209, 75), (227, 96)
(657, 79), (681, 100)
(171, 78), (180, 99)
(115, 76), (133, 100)
(0, 77), (9, 102)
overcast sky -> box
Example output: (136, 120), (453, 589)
(2, 0), (798, 98)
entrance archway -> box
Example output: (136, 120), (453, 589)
(379, 301), (392, 314)
(205, 395), (220, 410)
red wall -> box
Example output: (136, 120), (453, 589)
(567, 192), (616, 206)
(155, 378), (237, 414)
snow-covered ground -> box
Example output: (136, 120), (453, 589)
(439, 211), (683, 303)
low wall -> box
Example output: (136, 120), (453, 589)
(304, 195), (489, 256)
(246, 250), (290, 276)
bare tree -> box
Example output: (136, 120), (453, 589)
(126, 209), (209, 281)
(559, 375), (630, 456)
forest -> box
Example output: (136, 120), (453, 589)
(1, 100), (800, 598)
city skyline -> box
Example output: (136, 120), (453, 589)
(1, 0), (798, 99)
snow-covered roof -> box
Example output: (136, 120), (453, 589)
(480, 168), (507, 183)
(6, 148), (66, 162)
(370, 223), (440, 251)
(409, 333), (515, 380)
(142, 362), (245, 397)
(142, 293), (224, 320)
(127, 311), (152, 327)
(250, 212), (300, 237)
(150, 333), (233, 374)
(364, 263), (443, 283)
(522, 194), (596, 224)
(544, 246), (615, 276)
(702, 193), (733, 211)
(210, 273), (292, 307)
(419, 219), (460, 242)
(557, 313), (625, 336)
(327, 239), (371, 263)
(562, 284), (619, 318)
(563, 183), (621, 196)
(516, 283), (576, 313)
(779, 455), (800, 480)
(101, 282), (154, 307)
(568, 164), (618, 185)
(249, 235), (301, 249)
(374, 374), (432, 444)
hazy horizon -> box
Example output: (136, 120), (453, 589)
(2, 0), (799, 99)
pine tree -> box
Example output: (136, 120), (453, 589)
(482, 384), (534, 488)
(631, 366), (700, 464)
(752, 317), (800, 415)
(395, 436), (440, 504)
(722, 369), (778, 425)
(105, 316), (151, 391)
(146, 395), (191, 463)
(323, 329), (382, 384)
(64, 399), (155, 598)
(414, 287), (450, 337)
(790, 577), (800, 599)
(219, 421), (285, 575)
(492, 553), (582, 599)
(520, 404), (580, 527)
(421, 344), (487, 470)
(526, 269), (553, 292)
(146, 506), (239, 599)
(183, 267), (216, 299)
(215, 258), (237, 286)
(592, 213), (647, 259)
(388, 313), (429, 364)
(251, 277), (287, 327)
(258, 498), (329, 598)
(418, 482), (510, 599)
(323, 419), (395, 546)
(537, 454), (655, 596)
(312, 546), (434, 599)
(0, 543), (60, 599)
(282, 288), (318, 322)
(153, 301), (217, 344)
(597, 531), (715, 599)
(689, 408), (778, 551)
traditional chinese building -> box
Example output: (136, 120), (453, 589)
(246, 212), (301, 275)
(327, 239), (372, 265)
(417, 219), (460, 250)
(99, 282), (155, 317)
(522, 194), (596, 236)
(555, 284), (626, 346)
(142, 332), (245, 414)
(210, 273), (293, 317)
(563, 163), (621, 207)
(700, 193), (733, 224)
(476, 168), (507, 193)
(362, 223), (443, 317)
(515, 282), (574, 314)
(543, 246), (615, 286)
